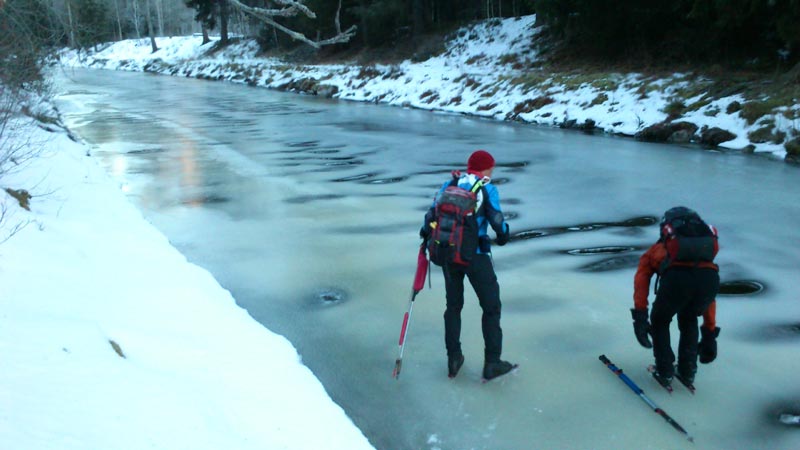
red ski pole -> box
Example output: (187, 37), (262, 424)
(393, 243), (429, 379)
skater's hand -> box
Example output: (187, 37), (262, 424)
(419, 225), (431, 240)
(631, 308), (652, 348)
(699, 326), (720, 363)
(496, 223), (510, 246)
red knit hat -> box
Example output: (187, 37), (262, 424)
(467, 150), (495, 172)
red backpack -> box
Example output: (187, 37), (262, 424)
(427, 172), (486, 267)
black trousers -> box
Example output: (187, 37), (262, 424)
(651, 267), (719, 377)
(442, 253), (503, 363)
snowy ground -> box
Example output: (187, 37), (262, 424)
(0, 104), (374, 448)
(57, 15), (799, 161)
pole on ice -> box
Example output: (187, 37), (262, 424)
(598, 355), (694, 443)
(392, 243), (429, 379)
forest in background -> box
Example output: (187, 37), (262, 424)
(2, 1), (799, 172)
(3, 0), (800, 90)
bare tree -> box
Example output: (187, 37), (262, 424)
(145, 0), (158, 51)
(0, 87), (43, 242)
(226, 0), (356, 49)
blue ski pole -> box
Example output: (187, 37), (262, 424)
(599, 354), (694, 443)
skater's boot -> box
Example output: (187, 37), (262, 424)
(482, 360), (515, 381)
(676, 364), (695, 385)
(447, 353), (465, 378)
(651, 368), (673, 389)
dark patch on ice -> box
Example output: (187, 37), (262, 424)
(751, 322), (800, 342)
(497, 161), (529, 169)
(315, 156), (359, 161)
(332, 172), (383, 182)
(360, 193), (399, 198)
(502, 198), (523, 205)
(278, 155), (355, 161)
(577, 255), (640, 272)
(335, 122), (384, 132)
(182, 195), (229, 205)
(513, 229), (552, 240)
(565, 246), (639, 256)
(364, 176), (409, 184)
(312, 288), (347, 306)
(763, 400), (800, 429)
(324, 160), (364, 167)
(507, 216), (658, 242)
(284, 194), (345, 204)
(127, 147), (164, 154)
(410, 169), (460, 177)
(287, 140), (320, 148)
(273, 148), (315, 154)
(503, 211), (519, 220)
(308, 149), (343, 154)
(490, 177), (510, 185)
(302, 164), (365, 174)
(329, 223), (413, 234)
(718, 280), (764, 296)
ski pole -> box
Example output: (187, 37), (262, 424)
(598, 355), (694, 443)
(393, 243), (429, 380)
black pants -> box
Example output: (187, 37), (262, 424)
(651, 267), (719, 377)
(443, 253), (503, 363)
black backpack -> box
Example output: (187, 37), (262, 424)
(427, 173), (486, 267)
(658, 207), (718, 273)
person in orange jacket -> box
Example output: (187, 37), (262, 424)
(631, 206), (721, 388)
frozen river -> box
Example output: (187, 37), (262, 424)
(54, 68), (800, 450)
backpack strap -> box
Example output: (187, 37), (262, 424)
(469, 178), (484, 193)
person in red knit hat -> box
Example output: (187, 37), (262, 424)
(421, 149), (515, 381)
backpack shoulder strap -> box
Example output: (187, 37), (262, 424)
(469, 178), (485, 193)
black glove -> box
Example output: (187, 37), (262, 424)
(699, 326), (720, 364)
(496, 223), (510, 246)
(630, 308), (652, 348)
(419, 225), (431, 240)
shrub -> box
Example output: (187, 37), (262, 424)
(740, 99), (783, 125)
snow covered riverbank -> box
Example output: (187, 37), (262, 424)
(0, 101), (374, 448)
(58, 15), (799, 163)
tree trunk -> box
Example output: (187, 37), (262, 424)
(114, 0), (123, 40)
(202, 23), (210, 45)
(132, 0), (142, 38)
(412, 0), (424, 42)
(155, 0), (164, 37)
(145, 0), (158, 52)
(66, 0), (76, 47)
(219, 0), (230, 45)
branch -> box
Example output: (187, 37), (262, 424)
(227, 0), (315, 20)
(226, 0), (356, 49)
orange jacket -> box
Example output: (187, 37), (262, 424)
(633, 242), (717, 330)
